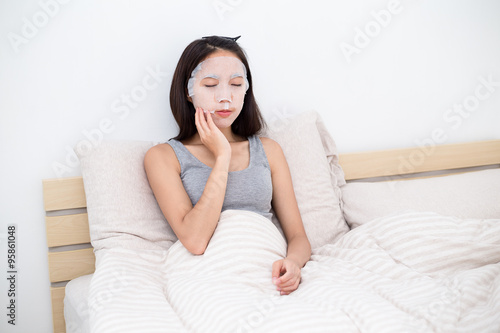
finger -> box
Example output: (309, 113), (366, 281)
(199, 109), (212, 139)
(194, 108), (206, 137)
(205, 110), (217, 129)
(272, 260), (283, 283)
(280, 283), (297, 295)
(278, 269), (300, 288)
(280, 276), (300, 290)
(272, 260), (282, 278)
(198, 109), (210, 133)
(279, 276), (298, 289)
(280, 287), (295, 295)
(277, 269), (294, 284)
(279, 279), (300, 296)
(280, 280), (300, 295)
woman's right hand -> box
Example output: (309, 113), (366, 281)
(195, 107), (231, 160)
(145, 107), (233, 255)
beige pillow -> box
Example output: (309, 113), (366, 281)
(76, 141), (177, 252)
(263, 110), (349, 250)
(341, 169), (500, 229)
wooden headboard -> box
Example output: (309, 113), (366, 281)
(42, 139), (500, 333)
(43, 177), (93, 333)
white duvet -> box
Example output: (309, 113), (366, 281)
(86, 210), (500, 333)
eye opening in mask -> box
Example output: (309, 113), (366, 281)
(200, 74), (245, 88)
(229, 76), (244, 86)
(201, 77), (219, 88)
(186, 56), (250, 98)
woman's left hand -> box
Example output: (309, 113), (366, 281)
(271, 258), (301, 295)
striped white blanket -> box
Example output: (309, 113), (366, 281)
(87, 210), (500, 332)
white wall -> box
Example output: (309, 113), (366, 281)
(1, 0), (499, 331)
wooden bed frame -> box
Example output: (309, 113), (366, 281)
(43, 139), (500, 333)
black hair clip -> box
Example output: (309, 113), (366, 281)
(202, 35), (241, 42)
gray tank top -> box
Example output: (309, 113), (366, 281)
(166, 135), (273, 220)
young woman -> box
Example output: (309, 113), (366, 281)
(144, 35), (311, 295)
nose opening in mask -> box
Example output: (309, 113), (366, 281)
(217, 98), (233, 103)
(217, 97), (232, 111)
(217, 97), (232, 103)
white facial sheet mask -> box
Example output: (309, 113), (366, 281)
(187, 56), (249, 113)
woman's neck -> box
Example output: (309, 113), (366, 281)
(219, 127), (243, 143)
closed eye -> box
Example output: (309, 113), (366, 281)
(204, 84), (217, 88)
(232, 84), (242, 87)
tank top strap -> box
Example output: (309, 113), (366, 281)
(249, 135), (270, 170)
(166, 138), (201, 173)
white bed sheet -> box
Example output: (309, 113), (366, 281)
(64, 273), (92, 333)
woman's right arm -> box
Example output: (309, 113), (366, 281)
(144, 108), (231, 255)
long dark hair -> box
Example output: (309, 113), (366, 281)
(170, 36), (266, 141)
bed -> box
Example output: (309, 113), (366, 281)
(43, 111), (500, 333)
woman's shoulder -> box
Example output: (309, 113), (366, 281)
(257, 136), (282, 153)
(144, 142), (180, 173)
(257, 136), (287, 171)
(145, 142), (175, 157)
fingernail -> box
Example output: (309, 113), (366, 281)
(203, 109), (206, 113)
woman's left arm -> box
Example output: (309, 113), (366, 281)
(260, 137), (311, 295)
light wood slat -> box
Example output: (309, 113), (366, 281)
(51, 286), (66, 333)
(48, 248), (95, 283)
(339, 139), (500, 181)
(46, 213), (90, 247)
(43, 177), (86, 211)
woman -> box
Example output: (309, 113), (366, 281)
(144, 35), (311, 295)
